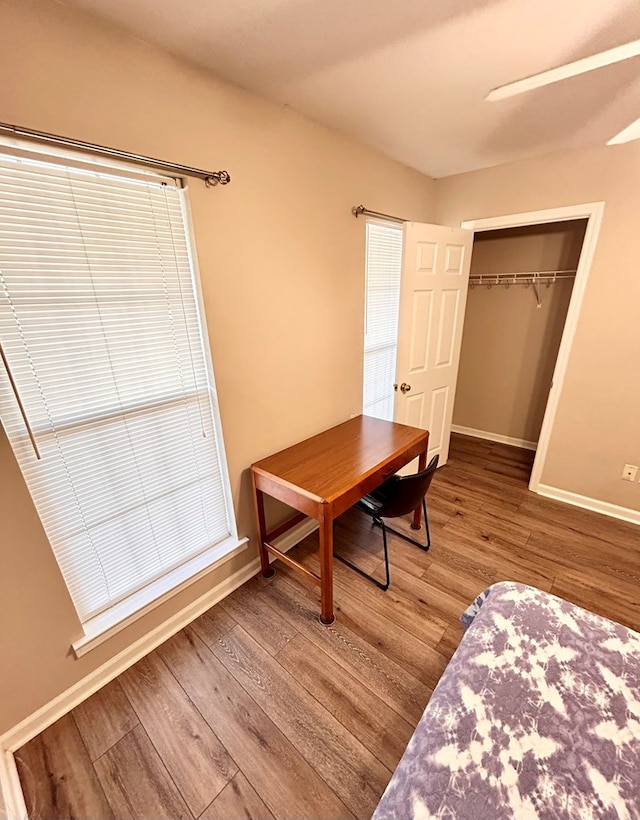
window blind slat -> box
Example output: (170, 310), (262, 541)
(0, 151), (233, 624)
(362, 222), (403, 421)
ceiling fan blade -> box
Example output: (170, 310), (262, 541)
(486, 39), (640, 101)
(607, 115), (640, 145)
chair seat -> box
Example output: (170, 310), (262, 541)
(356, 479), (398, 517)
(355, 494), (384, 517)
(338, 455), (439, 591)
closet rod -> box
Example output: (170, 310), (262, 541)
(469, 269), (576, 286)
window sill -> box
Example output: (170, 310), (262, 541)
(71, 535), (249, 658)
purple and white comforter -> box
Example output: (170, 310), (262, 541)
(373, 581), (640, 820)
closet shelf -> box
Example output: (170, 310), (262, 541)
(469, 269), (576, 288)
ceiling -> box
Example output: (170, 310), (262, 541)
(65, 0), (640, 178)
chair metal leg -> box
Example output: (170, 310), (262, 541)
(334, 519), (390, 591)
(374, 499), (431, 551)
(424, 499), (431, 549)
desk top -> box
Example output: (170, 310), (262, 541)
(252, 415), (428, 504)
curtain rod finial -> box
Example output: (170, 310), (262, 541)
(205, 170), (231, 187)
(352, 205), (365, 217)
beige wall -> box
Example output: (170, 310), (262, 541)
(436, 144), (640, 507)
(0, 0), (435, 735)
(454, 222), (586, 443)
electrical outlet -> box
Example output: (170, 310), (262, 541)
(622, 464), (638, 482)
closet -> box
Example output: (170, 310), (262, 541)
(452, 219), (588, 453)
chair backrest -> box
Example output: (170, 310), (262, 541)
(376, 454), (439, 519)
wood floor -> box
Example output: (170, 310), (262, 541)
(16, 434), (640, 820)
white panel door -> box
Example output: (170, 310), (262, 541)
(394, 222), (473, 466)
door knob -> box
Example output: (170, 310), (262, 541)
(400, 382), (411, 394)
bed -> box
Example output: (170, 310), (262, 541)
(373, 581), (640, 820)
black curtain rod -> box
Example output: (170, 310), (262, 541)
(351, 204), (406, 223)
(0, 122), (231, 187)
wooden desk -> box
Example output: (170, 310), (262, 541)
(251, 415), (429, 624)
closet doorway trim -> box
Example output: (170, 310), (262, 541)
(460, 202), (605, 494)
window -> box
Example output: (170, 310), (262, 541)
(362, 220), (403, 421)
(0, 147), (242, 651)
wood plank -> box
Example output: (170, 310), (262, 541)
(443, 506), (531, 548)
(119, 650), (237, 817)
(300, 528), (475, 624)
(386, 530), (434, 578)
(434, 527), (555, 591)
(158, 626), (353, 820)
(333, 513), (386, 576)
(426, 540), (497, 586)
(437, 464), (526, 507)
(259, 573), (432, 724)
(220, 580), (298, 656)
(199, 772), (274, 820)
(277, 633), (415, 771)
(389, 564), (476, 623)
(436, 622), (467, 663)
(524, 527), (640, 585)
(211, 624), (390, 818)
(428, 476), (485, 512)
(278, 559), (448, 688)
(475, 531), (557, 587)
(487, 555), (555, 592)
(335, 591), (448, 690)
(448, 433), (493, 456)
(484, 497), (603, 548)
(337, 502), (443, 550)
(189, 604), (237, 647)
(15, 713), (113, 820)
(19, 432), (640, 820)
(94, 725), (191, 820)
(334, 507), (385, 557)
(417, 501), (451, 528)
(72, 678), (138, 761)
(521, 493), (640, 548)
(484, 459), (532, 482)
(375, 510), (436, 554)
(298, 545), (449, 646)
(422, 562), (493, 605)
(489, 441), (535, 466)
(550, 569), (640, 632)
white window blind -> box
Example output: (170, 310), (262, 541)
(362, 220), (403, 421)
(0, 150), (237, 627)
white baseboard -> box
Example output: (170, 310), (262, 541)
(0, 518), (316, 819)
(2, 556), (257, 755)
(0, 559), (265, 820)
(0, 751), (25, 820)
(269, 518), (318, 553)
(450, 426), (640, 526)
(451, 424), (537, 451)
(536, 484), (640, 526)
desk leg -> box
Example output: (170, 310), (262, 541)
(319, 508), (335, 625)
(252, 476), (275, 579)
(412, 448), (428, 530)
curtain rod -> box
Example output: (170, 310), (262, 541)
(352, 205), (406, 223)
(0, 122), (231, 187)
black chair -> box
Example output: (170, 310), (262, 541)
(335, 454), (439, 591)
